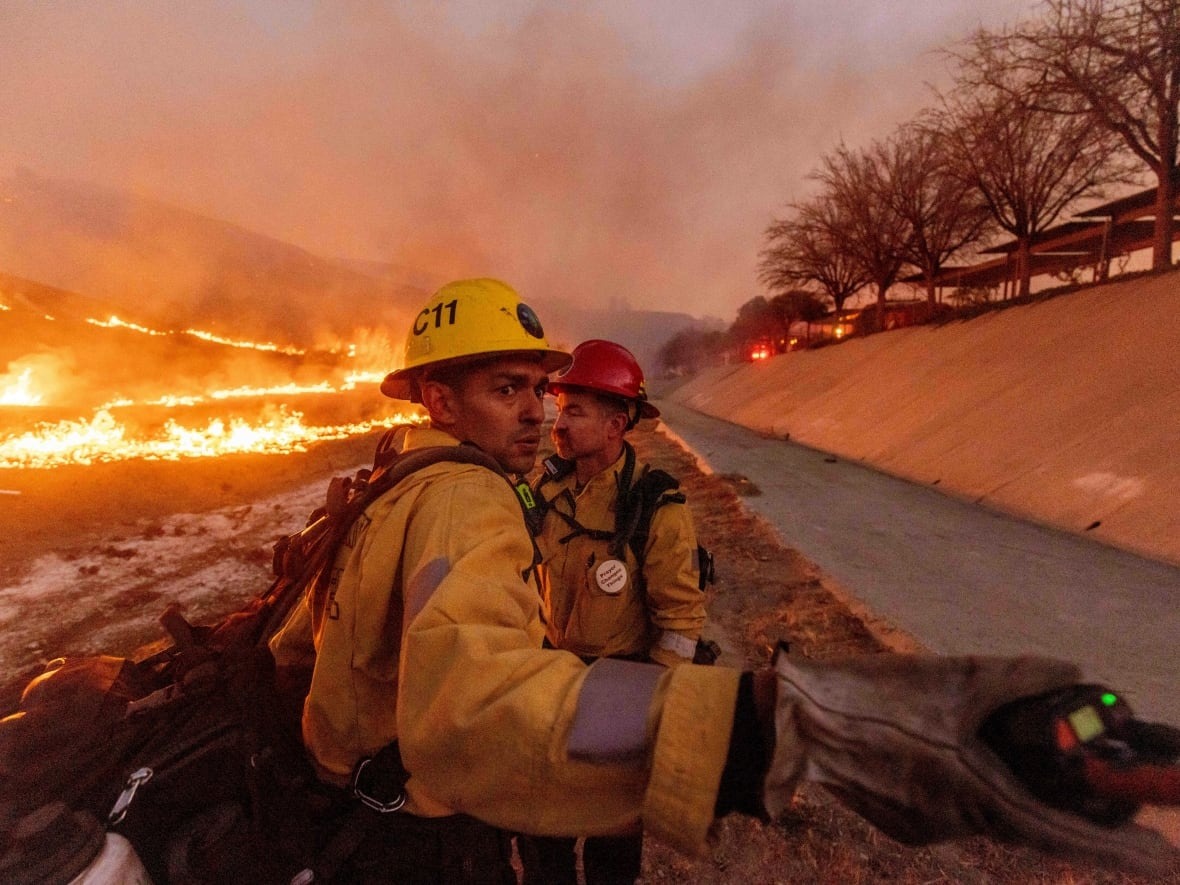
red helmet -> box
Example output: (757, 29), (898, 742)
(549, 339), (659, 420)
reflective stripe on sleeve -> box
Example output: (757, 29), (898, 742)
(567, 658), (663, 764)
(657, 631), (697, 660)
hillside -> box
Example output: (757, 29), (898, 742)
(535, 298), (725, 380)
(0, 168), (716, 373)
(668, 269), (1180, 566)
(0, 168), (426, 345)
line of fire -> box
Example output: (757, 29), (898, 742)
(0, 293), (423, 470)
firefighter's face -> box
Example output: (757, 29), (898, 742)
(428, 356), (548, 475)
(550, 390), (625, 464)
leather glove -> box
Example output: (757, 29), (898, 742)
(763, 650), (1180, 877)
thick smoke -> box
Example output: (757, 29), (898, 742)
(0, 1), (1036, 321)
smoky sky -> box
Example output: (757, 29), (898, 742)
(0, 1), (1037, 320)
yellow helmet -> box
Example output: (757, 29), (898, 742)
(381, 278), (571, 400)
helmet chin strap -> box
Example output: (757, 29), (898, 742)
(624, 401), (641, 431)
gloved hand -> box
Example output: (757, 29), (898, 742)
(763, 650), (1180, 877)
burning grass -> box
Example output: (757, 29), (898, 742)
(0, 291), (409, 468)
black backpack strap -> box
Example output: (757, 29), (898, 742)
(619, 460), (715, 591)
(526, 455), (575, 537)
(606, 443), (640, 559)
(537, 453), (576, 485)
(619, 462), (683, 568)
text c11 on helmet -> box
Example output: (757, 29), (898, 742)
(381, 278), (572, 401)
(548, 339), (659, 420)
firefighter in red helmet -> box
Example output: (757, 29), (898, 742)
(536, 339), (710, 666)
(520, 340), (715, 885)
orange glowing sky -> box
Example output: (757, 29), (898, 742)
(0, 1), (1039, 319)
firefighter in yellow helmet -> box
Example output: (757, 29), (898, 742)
(280, 278), (1178, 883)
(520, 339), (714, 884)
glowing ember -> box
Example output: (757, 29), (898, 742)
(0, 408), (424, 469)
(0, 367), (43, 406)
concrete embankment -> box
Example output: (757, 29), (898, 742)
(668, 270), (1180, 566)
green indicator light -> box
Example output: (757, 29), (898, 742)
(1101, 692), (1118, 707)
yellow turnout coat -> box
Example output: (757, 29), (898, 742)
(535, 448), (707, 667)
(274, 426), (737, 853)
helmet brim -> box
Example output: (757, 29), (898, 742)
(547, 381), (661, 420)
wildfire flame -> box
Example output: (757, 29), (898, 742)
(0, 407), (423, 469)
(1, 313), (410, 469)
(100, 382), (336, 411)
(86, 315), (309, 354)
(0, 367), (43, 406)
(183, 327), (306, 355)
(86, 315), (167, 337)
(89, 375), (388, 412)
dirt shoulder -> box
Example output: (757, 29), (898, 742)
(0, 432), (387, 709)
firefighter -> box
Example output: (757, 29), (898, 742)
(286, 278), (1176, 883)
(537, 339), (708, 667)
(520, 339), (711, 884)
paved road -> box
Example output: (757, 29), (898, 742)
(658, 400), (1180, 725)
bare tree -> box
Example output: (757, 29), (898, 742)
(932, 64), (1127, 297)
(759, 198), (868, 314)
(875, 125), (993, 306)
(979, 0), (1180, 271)
(812, 144), (912, 331)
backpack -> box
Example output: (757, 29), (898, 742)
(532, 442), (718, 664)
(0, 429), (525, 884)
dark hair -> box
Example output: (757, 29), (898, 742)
(420, 361), (471, 393)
